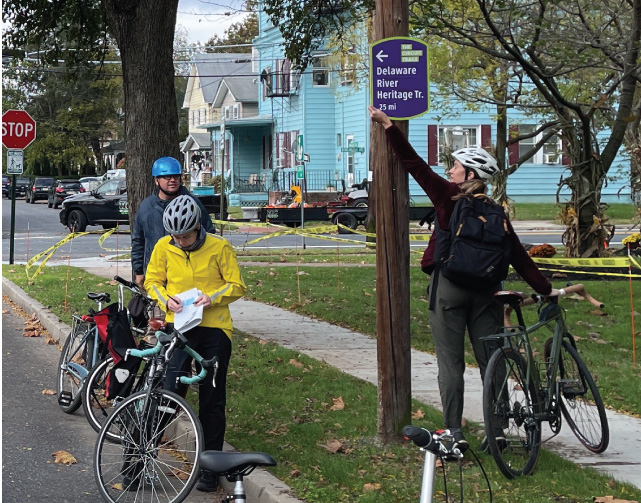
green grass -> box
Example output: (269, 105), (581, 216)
(511, 203), (640, 223)
(3, 264), (641, 502)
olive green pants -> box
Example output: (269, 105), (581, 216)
(428, 273), (503, 429)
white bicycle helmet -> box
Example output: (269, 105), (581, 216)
(163, 195), (201, 234)
(452, 146), (499, 181)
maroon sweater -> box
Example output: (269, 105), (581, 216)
(385, 125), (552, 295)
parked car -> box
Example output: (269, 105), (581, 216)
(59, 178), (128, 232)
(2, 175), (10, 197)
(79, 176), (102, 192)
(47, 179), (85, 209)
(26, 177), (55, 203)
(15, 177), (31, 198)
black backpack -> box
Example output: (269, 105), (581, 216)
(435, 196), (511, 290)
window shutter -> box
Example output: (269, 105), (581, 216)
(285, 132), (291, 168)
(481, 125), (492, 149)
(427, 125), (438, 165)
(508, 125), (519, 166)
(276, 133), (280, 166)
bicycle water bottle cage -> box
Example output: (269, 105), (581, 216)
(538, 302), (561, 322)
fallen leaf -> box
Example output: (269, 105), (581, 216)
(2, 309), (8, 314)
(329, 397), (345, 411)
(590, 309), (608, 317)
(593, 496), (639, 503)
(23, 330), (41, 338)
(42, 389), (56, 395)
(289, 359), (304, 368)
(322, 439), (343, 454)
(52, 450), (77, 465)
(363, 483), (382, 491)
(412, 409), (425, 419)
(290, 469), (301, 478)
(259, 339), (268, 345)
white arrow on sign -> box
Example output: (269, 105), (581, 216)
(376, 50), (388, 63)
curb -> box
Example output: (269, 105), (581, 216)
(1, 276), (302, 503)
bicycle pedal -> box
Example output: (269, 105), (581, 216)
(58, 391), (73, 406)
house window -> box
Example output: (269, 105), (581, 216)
(336, 134), (342, 147)
(224, 107), (231, 120)
(190, 111), (194, 126)
(438, 126), (479, 164)
(518, 124), (562, 164)
(201, 108), (207, 124)
(312, 56), (329, 86)
(233, 104), (240, 119)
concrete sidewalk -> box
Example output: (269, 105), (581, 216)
(3, 257), (640, 494)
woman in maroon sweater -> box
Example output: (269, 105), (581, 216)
(369, 106), (559, 450)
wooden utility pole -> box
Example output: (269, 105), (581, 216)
(372, 0), (411, 444)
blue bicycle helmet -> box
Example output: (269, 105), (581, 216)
(152, 157), (182, 177)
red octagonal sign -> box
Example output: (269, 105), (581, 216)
(2, 109), (37, 150)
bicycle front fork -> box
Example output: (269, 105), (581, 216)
(419, 450), (438, 503)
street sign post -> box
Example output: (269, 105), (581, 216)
(2, 110), (37, 265)
(369, 37), (429, 120)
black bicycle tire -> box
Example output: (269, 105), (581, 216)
(83, 355), (150, 442)
(483, 347), (542, 478)
(558, 340), (609, 453)
(56, 321), (93, 414)
(94, 388), (203, 503)
(82, 357), (119, 439)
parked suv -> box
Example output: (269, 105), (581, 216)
(15, 177), (31, 198)
(48, 179), (85, 209)
(59, 178), (128, 232)
(26, 177), (54, 203)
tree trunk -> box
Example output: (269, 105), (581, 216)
(372, 0), (411, 445)
(104, 0), (180, 221)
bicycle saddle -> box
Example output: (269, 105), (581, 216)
(199, 451), (276, 476)
(494, 290), (526, 307)
(87, 292), (111, 303)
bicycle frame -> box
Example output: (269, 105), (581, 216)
(496, 298), (569, 428)
(63, 316), (101, 382)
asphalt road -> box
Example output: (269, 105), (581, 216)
(2, 301), (102, 502)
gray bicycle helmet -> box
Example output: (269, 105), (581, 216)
(163, 195), (201, 234)
(452, 146), (499, 181)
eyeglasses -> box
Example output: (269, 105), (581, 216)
(158, 174), (181, 180)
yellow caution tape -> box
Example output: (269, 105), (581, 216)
(534, 266), (641, 278)
(532, 256), (640, 269)
(97, 227), (132, 252)
(25, 232), (90, 280)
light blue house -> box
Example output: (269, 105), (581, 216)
(199, 6), (633, 207)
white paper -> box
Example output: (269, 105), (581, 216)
(172, 288), (203, 333)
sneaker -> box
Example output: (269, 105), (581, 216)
(196, 470), (218, 492)
(450, 428), (469, 453)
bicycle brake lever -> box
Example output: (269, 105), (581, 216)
(165, 337), (179, 362)
(211, 360), (219, 388)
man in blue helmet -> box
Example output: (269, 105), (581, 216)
(131, 156), (215, 288)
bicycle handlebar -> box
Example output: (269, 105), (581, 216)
(126, 330), (219, 387)
(403, 426), (464, 458)
(114, 275), (138, 290)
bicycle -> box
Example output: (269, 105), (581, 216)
(93, 328), (219, 503)
(57, 291), (112, 413)
(481, 290), (609, 479)
(82, 275), (155, 439)
(199, 450), (276, 503)
(403, 425), (492, 503)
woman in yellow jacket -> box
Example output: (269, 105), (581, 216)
(145, 195), (246, 493)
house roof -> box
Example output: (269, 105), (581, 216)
(182, 53), (255, 108)
(212, 77), (258, 108)
(181, 133), (212, 152)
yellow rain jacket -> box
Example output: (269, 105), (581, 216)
(144, 233), (246, 339)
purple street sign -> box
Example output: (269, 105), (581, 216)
(370, 37), (430, 120)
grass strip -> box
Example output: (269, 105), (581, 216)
(3, 265), (640, 502)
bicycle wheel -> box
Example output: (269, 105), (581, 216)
(83, 357), (148, 442)
(558, 340), (609, 453)
(83, 357), (118, 439)
(57, 321), (94, 414)
(94, 389), (203, 503)
(483, 347), (542, 478)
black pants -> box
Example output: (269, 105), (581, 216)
(164, 326), (232, 452)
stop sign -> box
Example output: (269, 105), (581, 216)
(2, 110), (37, 150)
